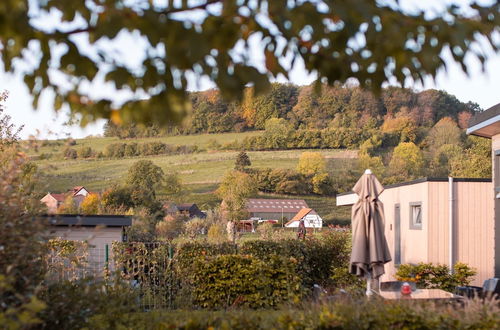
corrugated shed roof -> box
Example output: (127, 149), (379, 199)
(246, 198), (309, 213)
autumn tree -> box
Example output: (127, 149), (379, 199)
(426, 117), (463, 152)
(235, 151), (251, 171)
(263, 118), (292, 149)
(57, 195), (79, 214)
(217, 170), (256, 241)
(1, 1), (497, 126)
(297, 152), (327, 176)
(80, 194), (101, 215)
(0, 91), (22, 150)
(450, 136), (491, 178)
(387, 142), (425, 183)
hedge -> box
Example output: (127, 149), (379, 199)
(191, 255), (302, 309)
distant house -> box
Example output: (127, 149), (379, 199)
(246, 198), (309, 221)
(467, 102), (500, 280)
(41, 186), (91, 213)
(337, 177), (493, 286)
(285, 208), (323, 229)
(177, 203), (206, 218)
(163, 202), (205, 219)
(44, 214), (132, 273)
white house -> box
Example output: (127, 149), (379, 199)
(285, 208), (323, 228)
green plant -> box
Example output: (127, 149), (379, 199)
(191, 254), (302, 309)
(395, 262), (476, 292)
(39, 278), (139, 329)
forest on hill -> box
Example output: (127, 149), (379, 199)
(102, 83), (490, 186)
(104, 83), (479, 138)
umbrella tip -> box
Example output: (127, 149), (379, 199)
(364, 169), (372, 175)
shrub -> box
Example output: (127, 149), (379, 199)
(207, 223), (228, 243)
(191, 255), (302, 309)
(39, 278), (139, 329)
(63, 147), (77, 159)
(395, 262), (476, 292)
(77, 146), (94, 158)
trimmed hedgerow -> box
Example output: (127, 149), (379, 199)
(190, 254), (303, 309)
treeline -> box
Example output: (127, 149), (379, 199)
(60, 142), (198, 160)
(103, 142), (198, 158)
(104, 83), (479, 138)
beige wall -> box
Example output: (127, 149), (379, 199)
(48, 226), (124, 273)
(380, 182), (429, 282)
(41, 194), (58, 213)
(380, 181), (494, 286)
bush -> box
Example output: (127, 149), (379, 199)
(63, 147), (77, 159)
(77, 146), (94, 158)
(207, 223), (228, 243)
(191, 255), (302, 309)
(395, 262), (476, 292)
(39, 278), (139, 329)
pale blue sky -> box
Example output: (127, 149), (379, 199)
(1, 0), (498, 139)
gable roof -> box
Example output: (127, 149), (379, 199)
(177, 203), (196, 210)
(50, 193), (70, 202)
(291, 208), (314, 221)
(247, 198), (309, 213)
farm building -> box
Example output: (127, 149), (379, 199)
(41, 186), (91, 213)
(337, 177), (493, 286)
(246, 198), (309, 221)
(45, 214), (131, 273)
(285, 208), (323, 229)
(163, 202), (206, 218)
(467, 101), (500, 281)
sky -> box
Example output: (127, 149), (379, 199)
(1, 0), (499, 140)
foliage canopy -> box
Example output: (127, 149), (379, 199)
(1, 0), (498, 125)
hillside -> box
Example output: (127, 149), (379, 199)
(33, 133), (356, 224)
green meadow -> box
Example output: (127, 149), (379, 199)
(33, 132), (356, 224)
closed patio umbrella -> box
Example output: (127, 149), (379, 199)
(350, 169), (391, 295)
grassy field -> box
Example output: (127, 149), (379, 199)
(33, 132), (357, 224)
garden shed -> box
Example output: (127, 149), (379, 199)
(44, 214), (131, 273)
(337, 178), (493, 286)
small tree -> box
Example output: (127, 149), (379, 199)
(57, 196), (79, 214)
(217, 170), (257, 242)
(387, 142), (425, 183)
(297, 152), (327, 176)
(126, 160), (165, 198)
(234, 151), (251, 171)
(80, 194), (101, 215)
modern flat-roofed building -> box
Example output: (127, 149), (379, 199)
(337, 178), (493, 286)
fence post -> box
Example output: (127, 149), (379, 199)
(105, 244), (109, 273)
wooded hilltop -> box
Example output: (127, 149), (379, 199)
(103, 83), (490, 186)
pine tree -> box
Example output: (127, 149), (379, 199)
(234, 151), (251, 171)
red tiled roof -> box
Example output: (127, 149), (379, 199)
(286, 208), (318, 226)
(50, 193), (70, 202)
(246, 198), (309, 213)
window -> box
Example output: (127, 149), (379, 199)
(409, 202), (422, 230)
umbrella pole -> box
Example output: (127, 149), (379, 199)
(365, 273), (379, 296)
(366, 274), (373, 296)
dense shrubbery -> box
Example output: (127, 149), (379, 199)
(191, 255), (302, 309)
(112, 230), (352, 310)
(84, 299), (499, 329)
(104, 141), (198, 158)
(395, 262), (476, 292)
